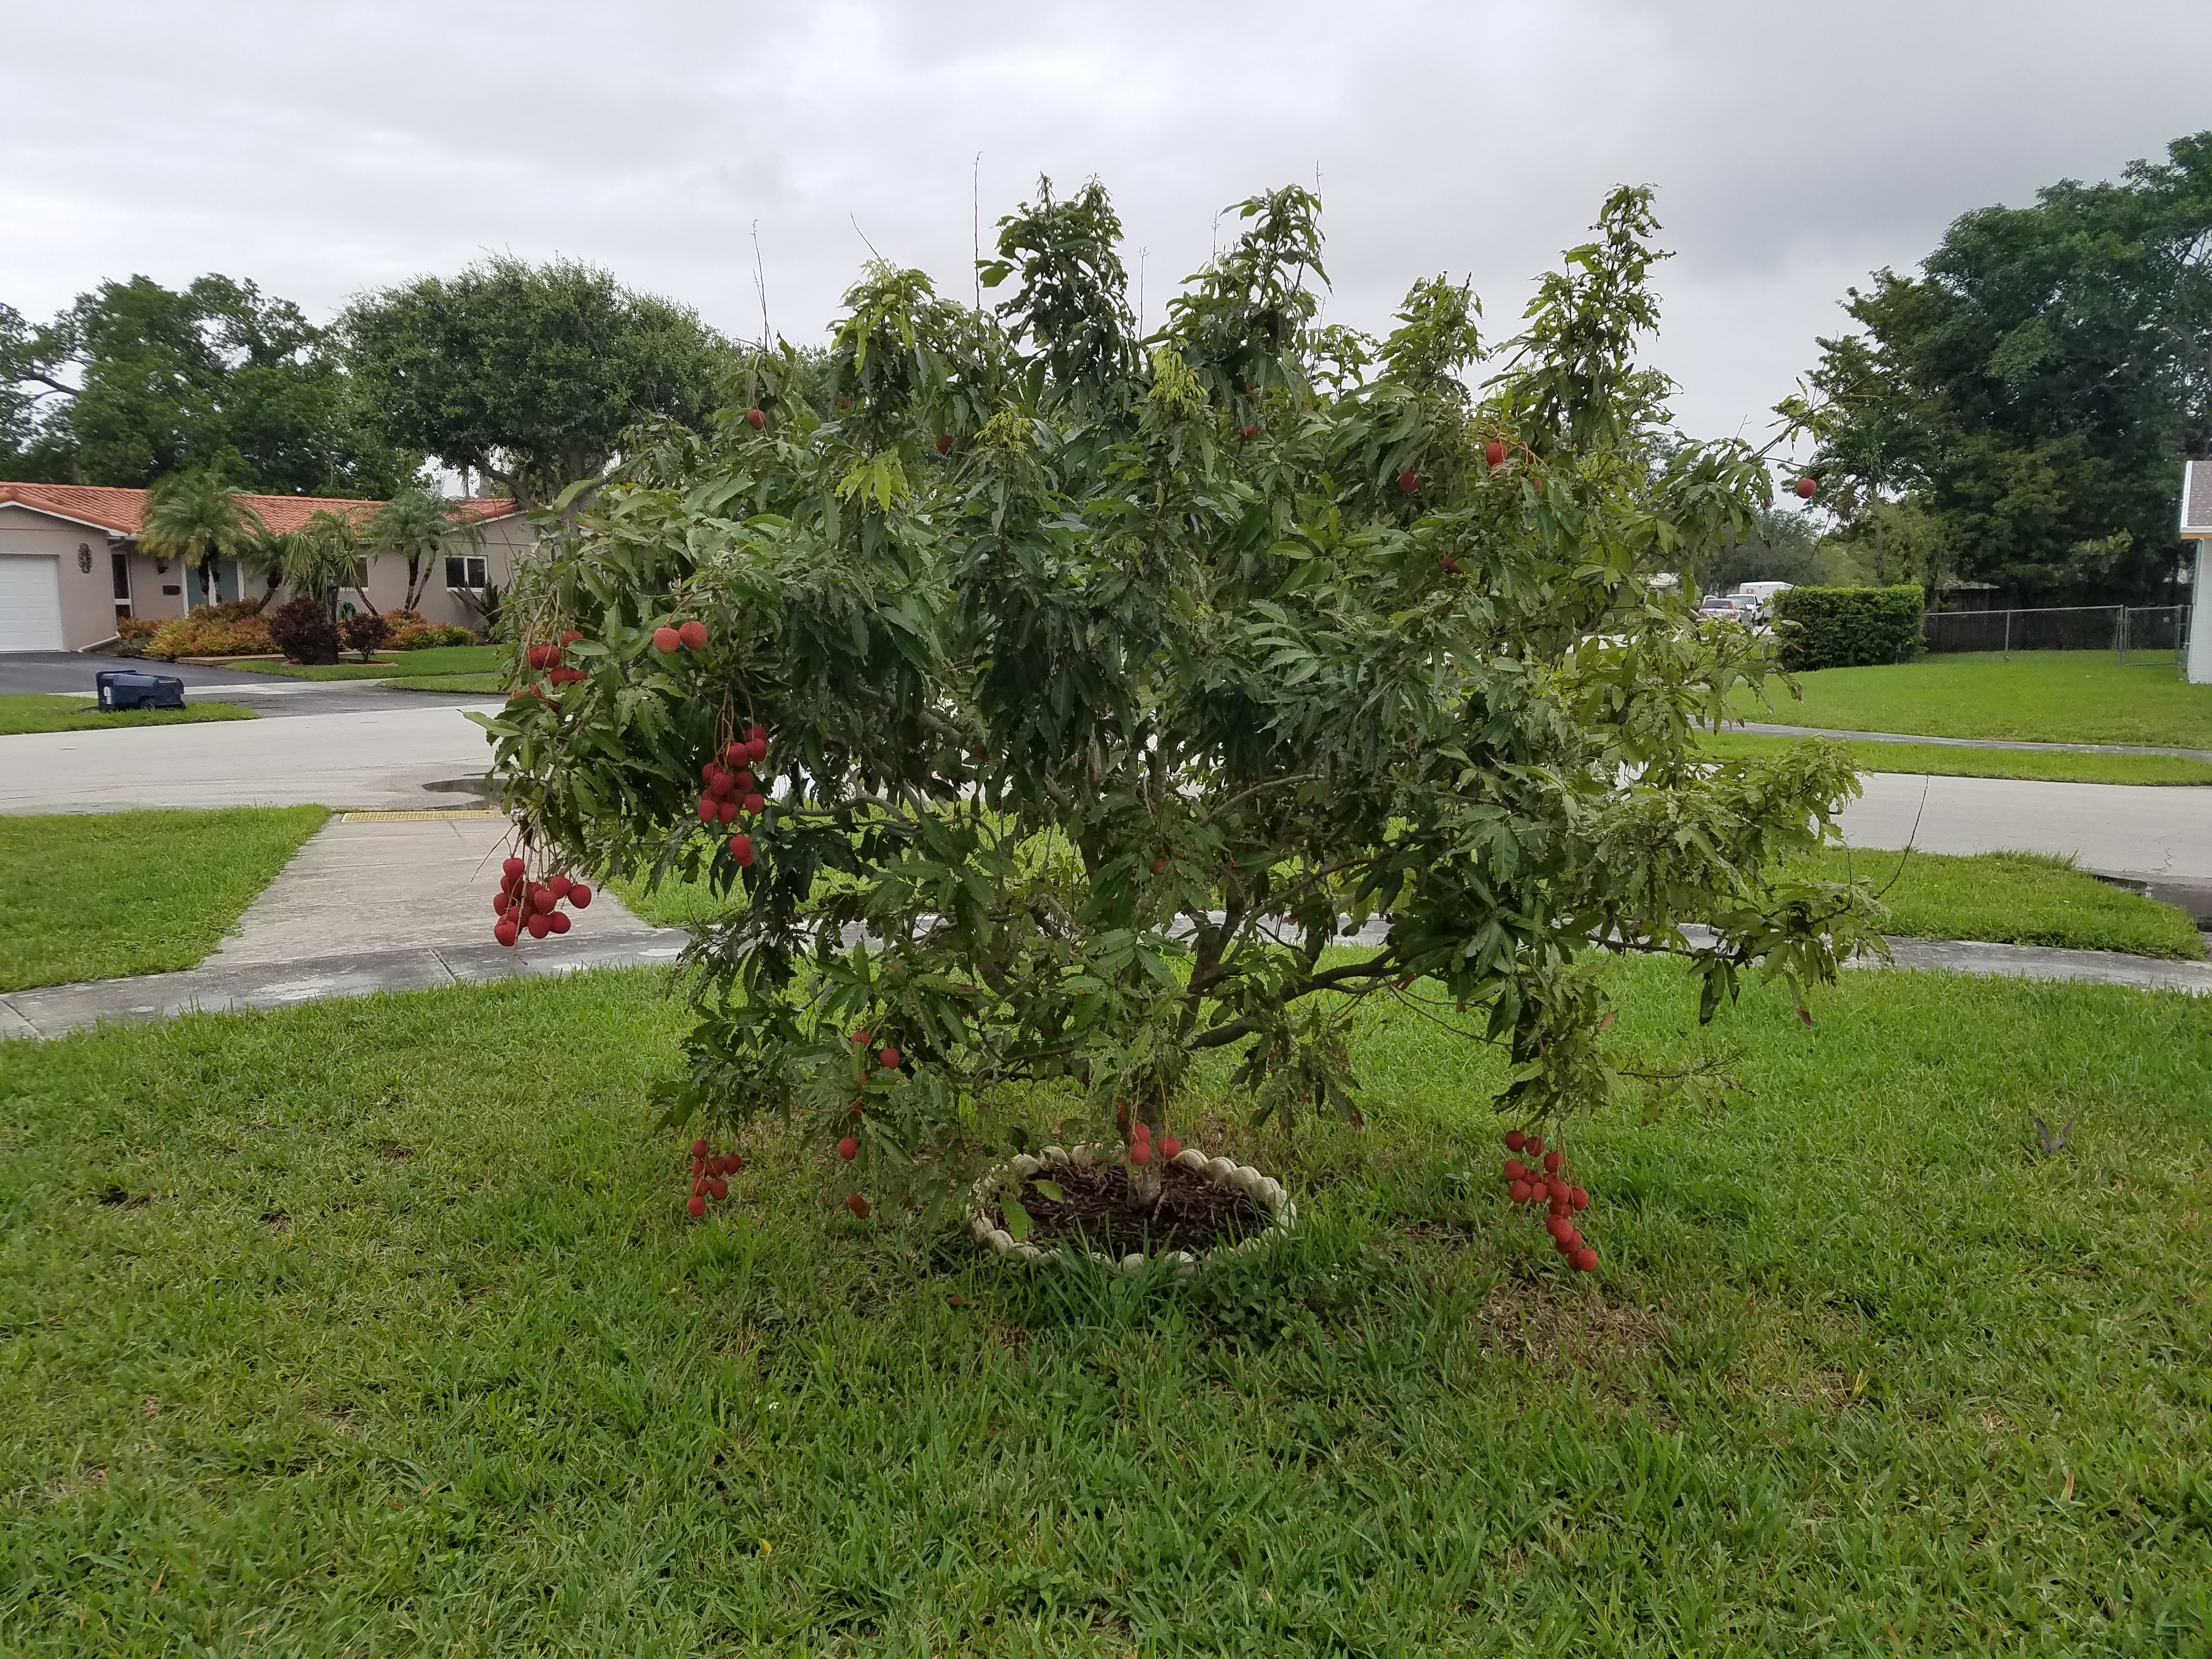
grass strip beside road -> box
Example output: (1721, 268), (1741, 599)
(1730, 650), (2212, 749)
(0, 695), (257, 736)
(1, 962), (2205, 1650)
(1703, 728), (2212, 785)
(0, 805), (329, 992)
(1798, 847), (2206, 960)
(227, 645), (501, 681)
(382, 672), (504, 693)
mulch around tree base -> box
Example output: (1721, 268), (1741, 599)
(987, 1160), (1274, 1256)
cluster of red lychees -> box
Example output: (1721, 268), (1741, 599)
(524, 631), (588, 686)
(1502, 1129), (1598, 1272)
(653, 618), (710, 654)
(490, 855), (591, 947)
(685, 1137), (743, 1216)
(696, 723), (772, 866)
(1115, 1114), (1182, 1166)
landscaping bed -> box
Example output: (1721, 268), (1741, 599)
(0, 805), (327, 991)
(1729, 649), (2212, 749)
(0, 695), (256, 737)
(2, 961), (2205, 1650)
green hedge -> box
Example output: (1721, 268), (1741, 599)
(1771, 584), (1925, 671)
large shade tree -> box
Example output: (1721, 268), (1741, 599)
(1806, 130), (2212, 601)
(1, 276), (414, 495)
(342, 257), (731, 514)
(481, 181), (1880, 1231)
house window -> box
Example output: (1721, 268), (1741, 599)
(445, 555), (489, 590)
(352, 557), (373, 592)
(111, 551), (132, 614)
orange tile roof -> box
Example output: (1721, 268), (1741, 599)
(0, 481), (522, 536)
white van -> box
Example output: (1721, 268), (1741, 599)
(1734, 581), (1795, 609)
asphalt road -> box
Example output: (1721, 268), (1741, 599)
(1840, 771), (2212, 884)
(0, 651), (492, 718)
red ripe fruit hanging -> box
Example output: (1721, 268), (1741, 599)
(1569, 1187), (1588, 1211)
(503, 856), (526, 878)
(845, 1192), (871, 1218)
(692, 1176), (708, 1197)
(678, 619), (708, 651)
(708, 770), (733, 798)
(1130, 1140), (1152, 1165)
(837, 1136), (859, 1161)
(548, 911), (571, 934)
(935, 433), (952, 454)
(696, 796), (715, 823)
(1485, 441), (1507, 468)
(691, 1138), (709, 1158)
(1153, 859), (1170, 874)
(1795, 476), (1818, 499)
(732, 770), (755, 794)
(527, 913), (551, 939)
(1239, 424), (1258, 438)
(1509, 1179), (1532, 1203)
(653, 626), (681, 653)
(717, 799), (739, 824)
(569, 884), (592, 909)
(708, 1177), (728, 1199)
(747, 737), (768, 763)
(1525, 1136), (1544, 1158)
(729, 833), (754, 866)
(743, 793), (766, 814)
(1440, 555), (1462, 575)
(687, 1194), (706, 1216)
(878, 1046), (901, 1069)
(1548, 1176), (1568, 1201)
(548, 873), (572, 898)
(1504, 1159), (1525, 1181)
(1131, 1122), (1149, 1141)
(1504, 1130), (1525, 1152)
(532, 889), (556, 913)
(1160, 1136), (1182, 1160)
(746, 407), (766, 430)
(494, 919), (518, 947)
(1547, 1216), (1572, 1242)
(1572, 1246), (1598, 1272)
(493, 893), (510, 916)
(1398, 469), (1420, 494)
(1543, 1150), (1562, 1174)
(560, 631), (581, 646)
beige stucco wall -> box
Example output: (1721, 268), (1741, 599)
(335, 511), (534, 634)
(0, 504), (130, 650)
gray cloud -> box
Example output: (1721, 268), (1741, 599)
(7, 0), (2209, 446)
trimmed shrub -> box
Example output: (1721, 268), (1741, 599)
(1771, 584), (1925, 671)
(266, 596), (340, 665)
(143, 609), (276, 661)
(379, 609), (475, 648)
(338, 611), (394, 661)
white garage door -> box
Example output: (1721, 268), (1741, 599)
(0, 555), (65, 651)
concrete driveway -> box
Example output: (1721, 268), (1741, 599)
(0, 702), (505, 813)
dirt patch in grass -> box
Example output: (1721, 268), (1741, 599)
(1474, 1275), (1664, 1368)
(988, 1161), (1273, 1255)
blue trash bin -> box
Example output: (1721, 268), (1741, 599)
(94, 669), (187, 711)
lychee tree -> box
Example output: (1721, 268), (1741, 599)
(478, 180), (1881, 1238)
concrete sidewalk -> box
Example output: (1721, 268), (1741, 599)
(1838, 771), (2212, 885)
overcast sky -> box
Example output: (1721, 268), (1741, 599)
(7, 0), (2210, 450)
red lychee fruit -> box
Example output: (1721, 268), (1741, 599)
(1795, 476), (1817, 499)
(717, 799), (739, 824)
(746, 408), (765, 430)
(1239, 424), (1258, 438)
(503, 856), (526, 878)
(568, 884), (591, 909)
(1485, 441), (1508, 468)
(696, 797), (716, 823)
(527, 913), (551, 939)
(1509, 1179), (1532, 1203)
(708, 1177), (727, 1200)
(743, 793), (766, 814)
(678, 619), (708, 651)
(548, 873), (572, 898)
(1504, 1130), (1526, 1152)
(1569, 1187), (1588, 1211)
(1129, 1140), (1152, 1165)
(845, 1192), (871, 1218)
(1525, 1136), (1544, 1158)
(687, 1194), (706, 1216)
(1504, 1159), (1526, 1181)
(691, 1138), (710, 1158)
(838, 1136), (859, 1161)
(548, 911), (571, 934)
(935, 433), (952, 454)
(1572, 1246), (1597, 1272)
(1160, 1135), (1182, 1160)
(532, 889), (556, 914)
(494, 919), (518, 947)
(1543, 1150), (1561, 1174)
(877, 1046), (901, 1069)
(1398, 469), (1420, 494)
(653, 626), (681, 653)
(729, 834), (754, 866)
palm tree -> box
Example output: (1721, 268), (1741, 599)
(287, 507), (369, 616)
(367, 488), (479, 611)
(139, 472), (264, 610)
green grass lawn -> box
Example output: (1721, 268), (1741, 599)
(0, 695), (257, 736)
(383, 672), (504, 693)
(230, 645), (500, 682)
(1, 962), (2206, 1652)
(1802, 847), (2207, 960)
(1703, 727), (2212, 786)
(1731, 650), (2212, 749)
(605, 864), (746, 928)
(0, 806), (328, 991)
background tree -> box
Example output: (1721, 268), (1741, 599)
(138, 471), (263, 608)
(342, 257), (731, 514)
(482, 179), (1881, 1237)
(1807, 130), (2212, 603)
(1, 276), (415, 494)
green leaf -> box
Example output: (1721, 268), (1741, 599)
(1029, 1178), (1064, 1202)
(1000, 1194), (1032, 1242)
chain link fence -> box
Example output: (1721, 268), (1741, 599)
(1922, 604), (2190, 667)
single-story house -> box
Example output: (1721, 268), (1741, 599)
(0, 482), (533, 653)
